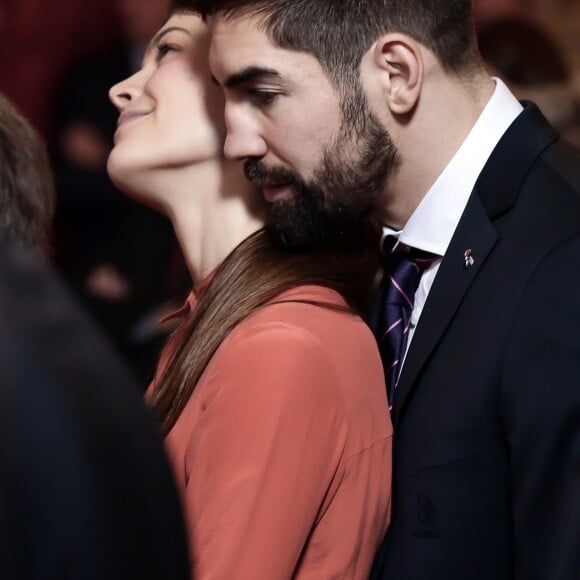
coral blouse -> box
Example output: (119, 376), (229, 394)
(150, 283), (392, 579)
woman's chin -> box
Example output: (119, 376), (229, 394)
(107, 156), (158, 207)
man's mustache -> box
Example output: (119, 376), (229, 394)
(244, 159), (301, 188)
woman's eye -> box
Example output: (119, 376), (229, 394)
(156, 42), (179, 61)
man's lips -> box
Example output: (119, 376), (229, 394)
(261, 182), (292, 202)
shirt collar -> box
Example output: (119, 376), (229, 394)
(158, 268), (216, 323)
(383, 78), (523, 256)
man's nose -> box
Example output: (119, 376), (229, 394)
(223, 106), (268, 160)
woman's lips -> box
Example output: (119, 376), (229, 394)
(116, 110), (150, 128)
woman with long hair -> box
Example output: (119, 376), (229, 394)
(107, 7), (392, 578)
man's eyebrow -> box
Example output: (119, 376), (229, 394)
(223, 66), (281, 88)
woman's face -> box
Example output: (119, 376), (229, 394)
(108, 12), (225, 191)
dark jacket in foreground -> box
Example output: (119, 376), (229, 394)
(0, 245), (190, 580)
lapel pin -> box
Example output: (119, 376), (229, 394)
(464, 249), (474, 269)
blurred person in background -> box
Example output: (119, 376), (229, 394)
(477, 15), (580, 147)
(51, 0), (185, 383)
(107, 6), (392, 578)
(0, 0), (120, 141)
(0, 89), (189, 580)
(0, 92), (55, 256)
(472, 0), (537, 25)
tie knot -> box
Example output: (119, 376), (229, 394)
(384, 245), (437, 273)
(403, 247), (438, 272)
(383, 247), (437, 308)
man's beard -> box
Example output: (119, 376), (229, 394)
(244, 87), (399, 250)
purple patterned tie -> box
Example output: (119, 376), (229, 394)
(377, 246), (437, 406)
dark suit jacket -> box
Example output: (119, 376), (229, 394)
(372, 103), (580, 579)
(0, 244), (190, 579)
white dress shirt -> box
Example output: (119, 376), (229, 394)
(382, 78), (523, 365)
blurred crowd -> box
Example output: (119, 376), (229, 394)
(0, 0), (188, 385)
(474, 0), (580, 147)
(0, 0), (579, 385)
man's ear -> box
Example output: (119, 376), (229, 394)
(371, 33), (423, 115)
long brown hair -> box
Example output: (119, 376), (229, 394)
(151, 221), (381, 434)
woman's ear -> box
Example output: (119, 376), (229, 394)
(371, 33), (423, 115)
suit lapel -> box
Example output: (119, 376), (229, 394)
(391, 102), (559, 425)
(392, 195), (497, 424)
